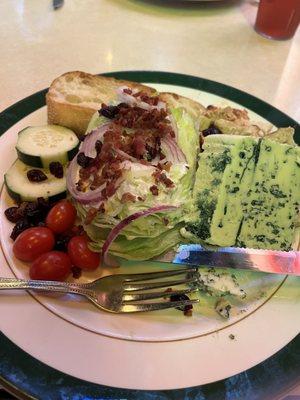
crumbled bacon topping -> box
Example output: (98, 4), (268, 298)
(123, 88), (132, 95)
(77, 100), (176, 206)
(114, 107), (170, 132)
(132, 90), (160, 106)
(150, 185), (159, 196)
(152, 170), (174, 188)
(162, 217), (169, 226)
(157, 161), (172, 172)
(121, 193), (136, 203)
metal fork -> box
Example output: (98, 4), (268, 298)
(0, 267), (200, 313)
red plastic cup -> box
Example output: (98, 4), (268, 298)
(255, 0), (300, 40)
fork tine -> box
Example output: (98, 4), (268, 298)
(121, 267), (198, 282)
(123, 287), (198, 302)
(120, 299), (199, 313)
(123, 277), (198, 292)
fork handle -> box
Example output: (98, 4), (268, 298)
(0, 277), (92, 297)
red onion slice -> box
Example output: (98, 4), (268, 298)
(161, 137), (187, 164)
(66, 156), (105, 204)
(168, 114), (179, 140)
(117, 87), (166, 111)
(81, 123), (112, 158)
(115, 148), (138, 163)
(101, 205), (177, 266)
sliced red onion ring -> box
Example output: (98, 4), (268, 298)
(161, 137), (187, 164)
(101, 205), (178, 266)
(81, 123), (112, 158)
(168, 113), (179, 140)
(66, 156), (106, 204)
(115, 148), (138, 163)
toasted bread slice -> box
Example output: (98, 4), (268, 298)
(46, 71), (157, 135)
(159, 92), (205, 120)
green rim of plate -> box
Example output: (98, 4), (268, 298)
(0, 71), (299, 400)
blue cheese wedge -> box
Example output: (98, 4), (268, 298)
(237, 139), (300, 250)
(209, 137), (258, 246)
(186, 135), (243, 242)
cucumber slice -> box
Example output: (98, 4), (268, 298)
(4, 160), (66, 202)
(16, 125), (79, 168)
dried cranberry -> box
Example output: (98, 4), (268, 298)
(95, 140), (102, 154)
(24, 202), (41, 223)
(49, 161), (64, 179)
(16, 202), (29, 218)
(37, 197), (51, 211)
(37, 221), (46, 227)
(77, 152), (93, 168)
(27, 169), (48, 183)
(10, 218), (31, 240)
(170, 293), (193, 315)
(71, 266), (82, 279)
(54, 234), (72, 252)
(99, 105), (120, 119)
(25, 201), (50, 224)
(202, 124), (222, 137)
(5, 207), (21, 223)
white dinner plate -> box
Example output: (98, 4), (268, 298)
(0, 71), (299, 393)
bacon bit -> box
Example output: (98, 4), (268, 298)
(152, 169), (161, 182)
(98, 203), (105, 213)
(162, 217), (169, 226)
(159, 173), (174, 188)
(184, 308), (193, 317)
(152, 170), (174, 188)
(79, 167), (91, 180)
(158, 161), (172, 172)
(132, 135), (146, 157)
(90, 175), (105, 191)
(85, 208), (98, 224)
(150, 185), (159, 196)
(105, 181), (118, 198)
(131, 90), (160, 106)
(123, 88), (133, 95)
(121, 193), (136, 203)
(132, 90), (142, 98)
(114, 107), (170, 132)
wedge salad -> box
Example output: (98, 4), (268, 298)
(3, 85), (300, 290)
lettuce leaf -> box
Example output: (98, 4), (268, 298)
(73, 107), (200, 259)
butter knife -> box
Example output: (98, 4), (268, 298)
(154, 244), (300, 276)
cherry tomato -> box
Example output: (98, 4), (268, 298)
(30, 251), (72, 281)
(13, 227), (55, 262)
(68, 236), (100, 270)
(46, 200), (77, 234)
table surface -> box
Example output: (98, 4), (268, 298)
(0, 1), (299, 399)
(0, 0), (299, 121)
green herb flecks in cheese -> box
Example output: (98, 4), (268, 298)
(209, 137), (258, 246)
(237, 139), (300, 251)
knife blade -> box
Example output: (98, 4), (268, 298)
(154, 244), (300, 276)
